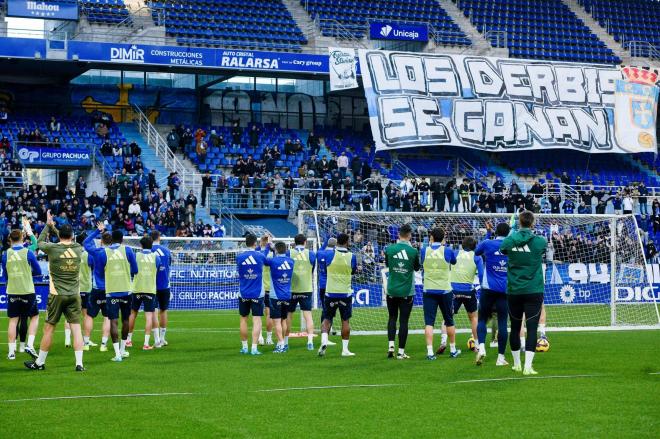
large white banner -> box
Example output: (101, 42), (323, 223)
(329, 47), (358, 91)
(358, 50), (659, 153)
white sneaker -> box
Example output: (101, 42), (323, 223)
(326, 340), (337, 346)
(7, 353), (15, 360)
(523, 367), (538, 376)
(258, 336), (265, 346)
(154, 342), (163, 349)
(121, 351), (130, 358)
(341, 350), (355, 357)
(489, 340), (498, 348)
(496, 357), (509, 366)
(476, 352), (486, 366)
(87, 340), (99, 347)
(396, 352), (410, 360)
(161, 339), (168, 347)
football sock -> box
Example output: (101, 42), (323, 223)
(251, 343), (258, 352)
(64, 329), (71, 344)
(524, 351), (535, 370)
(74, 350), (83, 367)
(8, 343), (16, 356)
(152, 329), (161, 345)
(539, 324), (546, 337)
(160, 328), (167, 340)
(284, 336), (289, 345)
(36, 350), (48, 366)
(144, 334), (150, 346)
(266, 331), (273, 342)
(497, 354), (507, 363)
(27, 335), (35, 348)
(321, 333), (328, 346)
(120, 340), (126, 354)
(398, 348), (405, 355)
(101, 336), (108, 346)
(127, 333), (133, 343)
(450, 343), (457, 353)
(342, 339), (350, 351)
(388, 340), (395, 350)
(478, 343), (486, 355)
(512, 350), (521, 367)
(426, 345), (434, 356)
(241, 340), (248, 350)
(113, 343), (121, 357)
(307, 334), (313, 344)
(441, 333), (448, 345)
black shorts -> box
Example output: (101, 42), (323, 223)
(288, 293), (312, 312)
(156, 288), (171, 311)
(106, 295), (132, 321)
(324, 296), (352, 321)
(238, 297), (264, 317)
(422, 293), (454, 327)
(7, 294), (39, 319)
(264, 292), (270, 307)
(132, 294), (156, 312)
(453, 291), (478, 314)
(508, 293), (544, 322)
(80, 292), (89, 310)
(269, 298), (290, 320)
(87, 289), (107, 318)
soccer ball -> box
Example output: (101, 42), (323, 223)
(467, 337), (476, 351)
(536, 337), (550, 352)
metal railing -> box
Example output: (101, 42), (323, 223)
(132, 105), (197, 194)
(624, 41), (660, 60)
(484, 30), (507, 49)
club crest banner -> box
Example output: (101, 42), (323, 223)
(358, 50), (659, 153)
(329, 47), (358, 91)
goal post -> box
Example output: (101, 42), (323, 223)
(298, 211), (660, 334)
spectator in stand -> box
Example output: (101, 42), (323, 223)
(612, 193), (622, 215)
(0, 136), (9, 153)
(112, 143), (122, 157)
(350, 154), (362, 183)
(196, 138), (208, 164)
(75, 176), (87, 200)
(194, 128), (206, 146)
(181, 128), (193, 151)
(130, 140), (141, 157)
(638, 183), (648, 215)
(201, 171), (212, 208)
(563, 198), (575, 214)
(560, 172), (571, 185)
(459, 179), (470, 212)
(622, 192), (634, 215)
(307, 132), (320, 156)
(128, 198), (141, 217)
(0, 107), (7, 124)
(492, 176), (505, 193)
(337, 151), (349, 178)
(231, 122), (241, 148)
(17, 128), (28, 146)
(248, 124), (261, 148)
(49, 116), (60, 133)
(167, 128), (180, 154)
(577, 201), (591, 214)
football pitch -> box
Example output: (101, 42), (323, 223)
(1, 311), (659, 439)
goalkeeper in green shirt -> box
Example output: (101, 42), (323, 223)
(384, 224), (421, 359)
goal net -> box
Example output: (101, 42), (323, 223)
(298, 211), (660, 333)
(121, 237), (316, 312)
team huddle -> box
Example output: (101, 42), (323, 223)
(2, 212), (172, 372)
(237, 211), (550, 375)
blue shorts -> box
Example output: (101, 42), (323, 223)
(269, 298), (290, 320)
(156, 288), (171, 311)
(132, 294), (156, 312)
(423, 293), (454, 327)
(87, 289), (107, 318)
(238, 297), (264, 317)
(106, 295), (132, 321)
(7, 294), (38, 319)
(324, 296), (352, 321)
(80, 292), (89, 310)
(453, 290), (478, 314)
(288, 293), (312, 313)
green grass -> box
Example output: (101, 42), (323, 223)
(1, 311), (659, 439)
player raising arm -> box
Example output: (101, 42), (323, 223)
(25, 212), (85, 372)
(151, 231), (171, 347)
(83, 227), (112, 352)
(421, 227), (457, 360)
(318, 233), (357, 358)
(3, 228), (42, 360)
(316, 237), (337, 346)
(475, 221), (510, 366)
(287, 234), (316, 350)
(450, 236), (484, 351)
(236, 234), (267, 355)
(499, 211), (547, 375)
(258, 235), (274, 346)
(384, 224), (421, 359)
(264, 241), (295, 353)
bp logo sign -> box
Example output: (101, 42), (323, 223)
(559, 285), (577, 303)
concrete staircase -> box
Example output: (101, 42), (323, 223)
(282, 0), (341, 52)
(436, 0), (504, 56)
(562, 0), (631, 64)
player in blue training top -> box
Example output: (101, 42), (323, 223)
(264, 241), (295, 354)
(151, 230), (171, 348)
(236, 233), (267, 355)
(316, 237), (337, 346)
(83, 228), (112, 352)
(474, 221), (510, 366)
(258, 234), (274, 346)
(420, 227), (458, 360)
(450, 236), (484, 351)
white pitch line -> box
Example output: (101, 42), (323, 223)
(254, 384), (404, 393)
(449, 374), (603, 384)
(2, 392), (196, 403)
(649, 372), (660, 375)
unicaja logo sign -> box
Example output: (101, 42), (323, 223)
(18, 148), (39, 163)
(110, 45), (145, 63)
(380, 25), (392, 37)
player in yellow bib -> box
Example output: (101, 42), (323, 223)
(128, 236), (163, 350)
(259, 234), (274, 346)
(286, 234), (316, 350)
